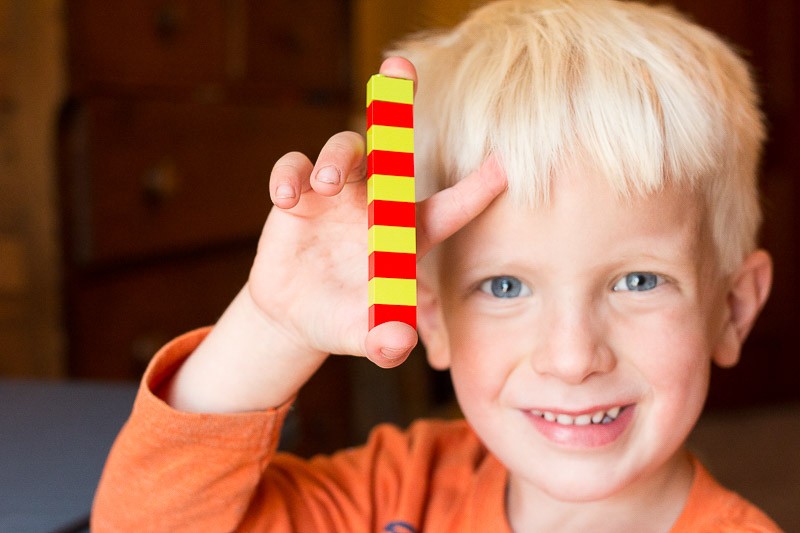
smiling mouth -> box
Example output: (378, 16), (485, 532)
(529, 406), (628, 426)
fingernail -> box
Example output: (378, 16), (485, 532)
(380, 347), (409, 360)
(316, 166), (340, 185)
(275, 184), (295, 199)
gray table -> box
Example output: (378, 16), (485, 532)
(0, 379), (137, 533)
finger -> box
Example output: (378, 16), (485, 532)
(363, 322), (418, 369)
(416, 156), (508, 256)
(269, 151), (314, 209)
(379, 56), (418, 94)
(311, 131), (367, 197)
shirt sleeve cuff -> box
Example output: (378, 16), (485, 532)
(130, 327), (294, 453)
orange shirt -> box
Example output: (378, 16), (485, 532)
(92, 329), (782, 532)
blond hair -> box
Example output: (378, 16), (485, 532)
(390, 0), (765, 270)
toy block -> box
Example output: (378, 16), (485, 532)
(366, 125), (415, 154)
(369, 251), (416, 279)
(368, 200), (416, 228)
(370, 304), (417, 329)
(366, 75), (414, 105)
(367, 100), (414, 129)
(368, 150), (414, 177)
(369, 277), (417, 306)
(367, 175), (416, 203)
(368, 225), (416, 254)
(367, 73), (416, 330)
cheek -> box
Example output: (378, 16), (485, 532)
(618, 305), (713, 403)
(445, 313), (522, 407)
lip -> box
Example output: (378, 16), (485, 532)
(525, 404), (636, 449)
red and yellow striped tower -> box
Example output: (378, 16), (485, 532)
(366, 74), (416, 330)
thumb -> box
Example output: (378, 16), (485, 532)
(364, 322), (419, 368)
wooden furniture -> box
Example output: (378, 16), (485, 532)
(58, 0), (354, 454)
(664, 0), (800, 409)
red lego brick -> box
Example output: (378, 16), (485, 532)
(367, 150), (415, 177)
(368, 200), (416, 228)
(367, 100), (414, 129)
(369, 303), (417, 329)
(369, 251), (416, 279)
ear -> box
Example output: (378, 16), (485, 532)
(417, 276), (452, 370)
(713, 249), (773, 368)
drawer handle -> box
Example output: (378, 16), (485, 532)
(154, 3), (184, 42)
(142, 158), (180, 206)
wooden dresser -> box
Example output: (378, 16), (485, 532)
(58, 0), (354, 454)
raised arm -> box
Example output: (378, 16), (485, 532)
(162, 58), (506, 414)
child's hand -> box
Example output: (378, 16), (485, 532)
(249, 57), (507, 368)
(164, 58), (506, 413)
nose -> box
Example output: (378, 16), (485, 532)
(530, 300), (616, 384)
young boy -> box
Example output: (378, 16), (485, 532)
(92, 1), (780, 531)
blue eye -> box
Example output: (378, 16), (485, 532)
(479, 276), (531, 298)
(613, 272), (663, 292)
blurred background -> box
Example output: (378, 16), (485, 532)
(0, 0), (797, 529)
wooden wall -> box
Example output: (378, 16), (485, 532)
(0, 0), (65, 377)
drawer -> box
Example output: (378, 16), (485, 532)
(62, 97), (346, 266)
(66, 0), (350, 95)
(67, 0), (228, 92)
(243, 0), (349, 93)
(66, 246), (254, 379)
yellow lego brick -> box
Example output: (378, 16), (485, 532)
(367, 175), (416, 203)
(366, 74), (414, 106)
(369, 277), (417, 306)
(368, 225), (416, 254)
(366, 125), (414, 154)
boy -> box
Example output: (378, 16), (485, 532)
(92, 1), (780, 531)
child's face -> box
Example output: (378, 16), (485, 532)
(429, 165), (733, 503)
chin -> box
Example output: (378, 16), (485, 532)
(539, 474), (630, 503)
(505, 451), (644, 505)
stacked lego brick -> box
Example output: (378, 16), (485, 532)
(366, 74), (416, 329)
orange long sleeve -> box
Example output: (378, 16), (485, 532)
(91, 329), (781, 532)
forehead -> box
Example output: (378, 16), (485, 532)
(444, 170), (710, 271)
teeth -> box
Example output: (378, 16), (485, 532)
(556, 414), (574, 425)
(533, 406), (625, 426)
